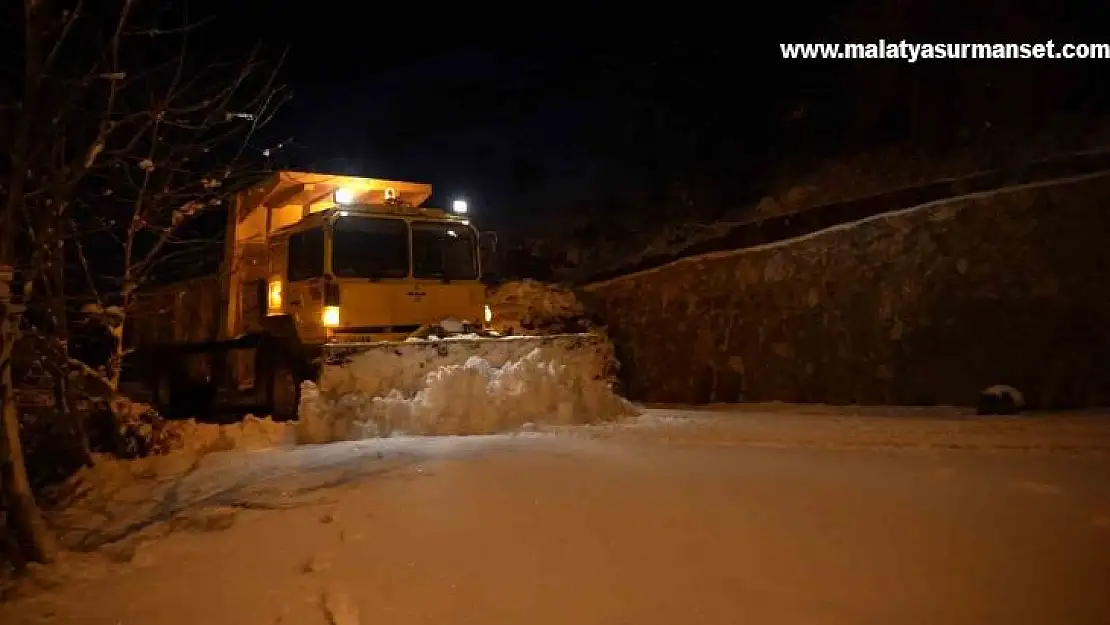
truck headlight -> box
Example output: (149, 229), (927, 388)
(334, 187), (356, 205)
(267, 280), (282, 314)
(322, 305), (340, 327)
(483, 304), (493, 323)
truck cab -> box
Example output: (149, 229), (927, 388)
(265, 203), (488, 345)
(228, 172), (493, 345)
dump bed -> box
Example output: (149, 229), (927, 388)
(127, 274), (227, 346)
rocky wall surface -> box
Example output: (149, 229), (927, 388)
(583, 173), (1110, 408)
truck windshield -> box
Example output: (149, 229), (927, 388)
(412, 221), (478, 281)
(332, 216), (409, 279)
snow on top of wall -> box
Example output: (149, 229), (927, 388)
(583, 169), (1110, 290)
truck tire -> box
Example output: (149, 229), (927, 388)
(154, 371), (176, 418)
(269, 365), (300, 420)
(154, 372), (216, 420)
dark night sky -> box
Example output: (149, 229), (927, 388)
(194, 4), (1107, 229)
(195, 8), (834, 227)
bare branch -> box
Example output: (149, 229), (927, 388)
(5, 0), (287, 394)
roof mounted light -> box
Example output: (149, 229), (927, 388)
(334, 187), (356, 205)
(452, 199), (468, 214)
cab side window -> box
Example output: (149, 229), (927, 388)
(287, 228), (324, 282)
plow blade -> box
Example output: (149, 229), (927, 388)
(315, 333), (618, 401)
(295, 331), (633, 442)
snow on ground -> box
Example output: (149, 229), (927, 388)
(36, 434), (528, 557)
(3, 405), (1110, 624)
(590, 404), (1110, 454)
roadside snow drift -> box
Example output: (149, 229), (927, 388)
(108, 396), (295, 456)
(299, 339), (636, 443)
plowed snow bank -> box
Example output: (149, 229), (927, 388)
(299, 346), (637, 443)
(170, 415), (296, 453)
(318, 333), (618, 399)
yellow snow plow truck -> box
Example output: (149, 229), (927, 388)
(124, 171), (611, 420)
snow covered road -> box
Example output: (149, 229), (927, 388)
(4, 406), (1110, 624)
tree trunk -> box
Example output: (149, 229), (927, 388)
(0, 0), (60, 566)
(0, 275), (56, 565)
(51, 241), (93, 466)
(52, 365), (93, 467)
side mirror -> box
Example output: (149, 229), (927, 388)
(478, 231), (501, 284)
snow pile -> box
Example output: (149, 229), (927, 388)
(486, 280), (592, 334)
(298, 345), (637, 443)
(169, 415), (296, 453)
(107, 396), (293, 455)
(319, 332), (618, 400)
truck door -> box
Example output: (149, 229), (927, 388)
(228, 241), (269, 336)
(284, 227), (326, 341)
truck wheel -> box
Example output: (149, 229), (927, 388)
(154, 372), (175, 417)
(270, 365), (299, 420)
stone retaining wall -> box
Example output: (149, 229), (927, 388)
(584, 173), (1110, 408)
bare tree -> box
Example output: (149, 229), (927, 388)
(68, 11), (286, 394)
(1, 0), (286, 567)
(0, 0), (81, 570)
